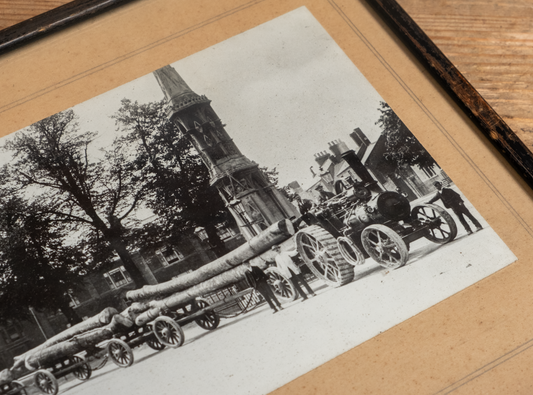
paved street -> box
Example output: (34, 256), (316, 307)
(18, 208), (515, 395)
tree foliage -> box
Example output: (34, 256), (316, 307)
(2, 109), (147, 287)
(375, 102), (437, 173)
(259, 166), (298, 203)
(0, 197), (84, 325)
(113, 99), (231, 257)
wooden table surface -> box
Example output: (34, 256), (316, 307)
(0, 0), (532, 150)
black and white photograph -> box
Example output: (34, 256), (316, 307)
(0, 7), (517, 395)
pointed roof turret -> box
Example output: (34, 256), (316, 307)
(153, 65), (210, 114)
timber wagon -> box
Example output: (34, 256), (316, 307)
(31, 356), (91, 395)
(105, 297), (221, 368)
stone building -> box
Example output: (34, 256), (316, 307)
(304, 128), (450, 201)
(153, 66), (298, 240)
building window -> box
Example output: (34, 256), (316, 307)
(156, 246), (184, 266)
(67, 291), (81, 307)
(103, 266), (133, 289)
(217, 225), (236, 241)
(0, 320), (23, 344)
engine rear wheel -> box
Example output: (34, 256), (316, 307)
(411, 204), (457, 244)
(361, 224), (408, 269)
(265, 267), (298, 302)
(295, 225), (354, 287)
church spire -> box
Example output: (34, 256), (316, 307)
(153, 65), (210, 114)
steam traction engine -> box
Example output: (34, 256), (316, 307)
(298, 150), (458, 275)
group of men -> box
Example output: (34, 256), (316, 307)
(245, 245), (316, 314)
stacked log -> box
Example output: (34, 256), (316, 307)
(24, 314), (133, 370)
(135, 264), (250, 326)
(127, 219), (294, 302)
(11, 307), (118, 371)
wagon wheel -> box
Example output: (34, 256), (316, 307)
(153, 316), (184, 348)
(295, 225), (354, 287)
(194, 299), (220, 331)
(34, 370), (58, 395)
(411, 204), (457, 244)
(146, 337), (166, 351)
(336, 236), (365, 266)
(265, 267), (298, 302)
(10, 381), (27, 395)
(70, 355), (92, 381)
(106, 339), (134, 368)
(361, 224), (408, 269)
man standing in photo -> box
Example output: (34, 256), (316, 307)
(427, 181), (482, 235)
(272, 245), (316, 301)
(245, 262), (283, 314)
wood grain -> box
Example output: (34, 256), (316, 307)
(396, 0), (533, 150)
(0, 1), (70, 30)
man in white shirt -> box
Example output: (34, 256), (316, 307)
(272, 245), (316, 301)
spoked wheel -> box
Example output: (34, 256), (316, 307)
(153, 317), (184, 348)
(70, 355), (92, 381)
(10, 381), (27, 395)
(295, 225), (354, 287)
(265, 267), (298, 302)
(337, 236), (365, 266)
(146, 337), (166, 351)
(34, 370), (58, 395)
(106, 339), (134, 368)
(361, 224), (408, 269)
(411, 204), (457, 244)
(194, 299), (220, 331)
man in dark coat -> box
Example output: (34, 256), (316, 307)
(245, 263), (283, 314)
(427, 181), (482, 235)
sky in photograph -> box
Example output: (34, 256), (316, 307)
(14, 7), (387, 189)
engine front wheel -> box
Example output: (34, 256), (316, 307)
(361, 224), (408, 269)
(336, 236), (365, 266)
(295, 225), (354, 287)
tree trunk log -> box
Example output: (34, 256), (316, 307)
(135, 264), (249, 326)
(24, 314), (133, 370)
(12, 307), (117, 370)
(126, 219), (294, 302)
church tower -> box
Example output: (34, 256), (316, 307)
(153, 65), (298, 240)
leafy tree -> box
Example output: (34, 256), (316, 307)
(375, 101), (437, 173)
(259, 166), (298, 203)
(2, 110), (148, 287)
(0, 197), (84, 325)
(113, 99), (231, 257)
